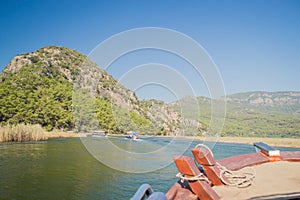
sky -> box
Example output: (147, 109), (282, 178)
(1, 0), (300, 101)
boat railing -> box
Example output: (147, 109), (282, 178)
(131, 183), (166, 200)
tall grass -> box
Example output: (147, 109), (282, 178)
(0, 124), (48, 143)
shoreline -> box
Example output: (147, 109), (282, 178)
(203, 136), (300, 148)
(45, 131), (81, 138)
(141, 135), (300, 148)
(45, 132), (300, 148)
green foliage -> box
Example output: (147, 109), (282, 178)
(170, 95), (300, 138)
(73, 89), (99, 132)
(0, 46), (162, 135)
(129, 111), (150, 128)
(95, 98), (151, 134)
(29, 55), (39, 63)
(0, 64), (74, 131)
(95, 98), (117, 132)
(221, 112), (300, 138)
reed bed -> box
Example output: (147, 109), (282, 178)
(0, 124), (48, 142)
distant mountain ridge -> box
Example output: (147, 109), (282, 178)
(225, 91), (300, 117)
(169, 92), (300, 137)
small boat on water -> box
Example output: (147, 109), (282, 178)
(131, 142), (300, 200)
(92, 130), (108, 137)
(126, 131), (139, 140)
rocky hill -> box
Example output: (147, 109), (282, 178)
(0, 46), (179, 134)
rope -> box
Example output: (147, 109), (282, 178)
(216, 163), (256, 188)
(194, 143), (256, 188)
(176, 172), (210, 184)
(194, 143), (214, 158)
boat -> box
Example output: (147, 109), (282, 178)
(126, 131), (139, 140)
(131, 142), (300, 200)
(92, 130), (108, 137)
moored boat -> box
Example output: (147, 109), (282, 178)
(92, 130), (108, 137)
(131, 142), (300, 200)
(126, 131), (139, 140)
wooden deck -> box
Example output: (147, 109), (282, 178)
(166, 143), (300, 200)
(214, 161), (300, 200)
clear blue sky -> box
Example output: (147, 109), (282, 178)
(1, 0), (300, 100)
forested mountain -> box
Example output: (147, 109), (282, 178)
(169, 92), (300, 138)
(1, 46), (299, 138)
(0, 46), (179, 134)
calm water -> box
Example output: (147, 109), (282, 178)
(0, 137), (299, 200)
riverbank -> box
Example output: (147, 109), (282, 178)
(213, 136), (300, 148)
(46, 131), (81, 138)
(0, 124), (47, 142)
(0, 124), (81, 143)
(2, 125), (299, 148)
(148, 135), (300, 148)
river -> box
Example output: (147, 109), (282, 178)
(0, 137), (299, 199)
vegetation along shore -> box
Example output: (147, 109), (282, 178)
(0, 124), (80, 143)
(1, 124), (300, 148)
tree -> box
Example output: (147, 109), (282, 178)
(73, 88), (99, 132)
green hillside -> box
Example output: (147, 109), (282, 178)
(0, 46), (177, 134)
(0, 59), (73, 131)
(169, 93), (300, 138)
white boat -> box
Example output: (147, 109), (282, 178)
(126, 131), (139, 140)
(92, 130), (108, 137)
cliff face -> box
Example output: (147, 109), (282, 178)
(1, 46), (180, 134)
(4, 46), (139, 111)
